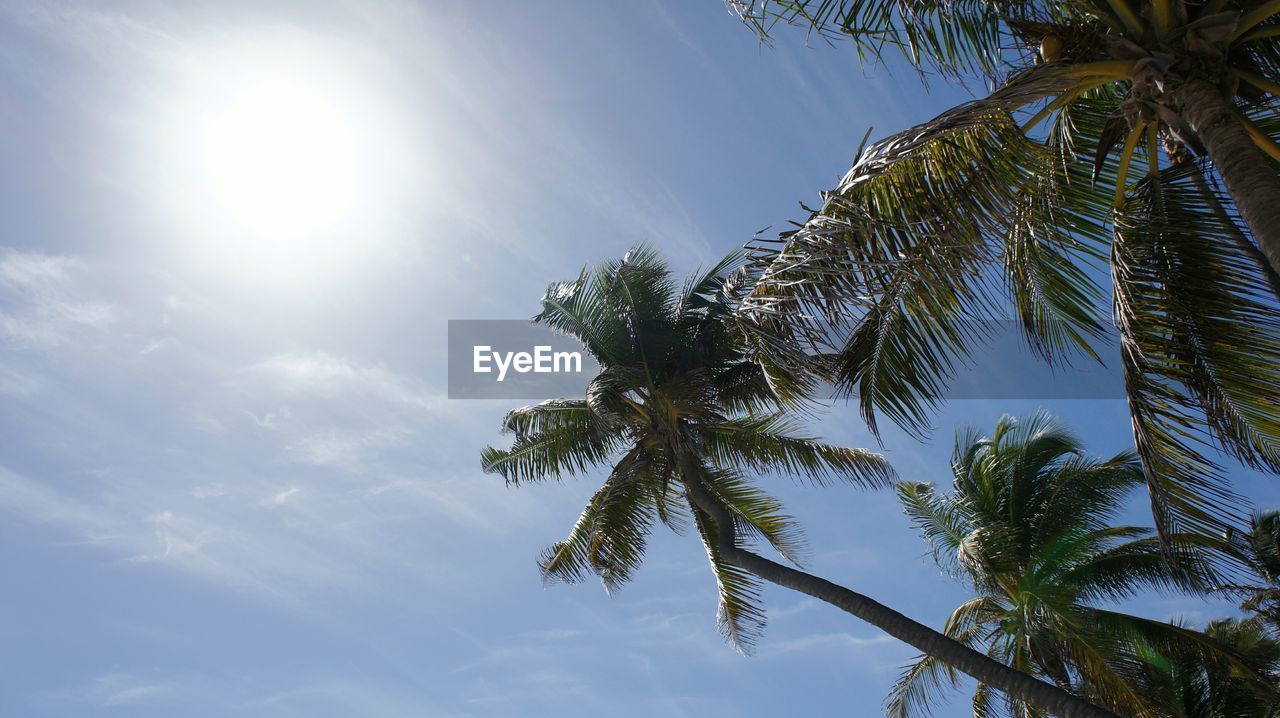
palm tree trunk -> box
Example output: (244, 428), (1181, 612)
(1174, 78), (1280, 281)
(680, 472), (1120, 718)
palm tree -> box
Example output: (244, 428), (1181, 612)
(1134, 618), (1280, 718)
(724, 0), (1280, 546)
(891, 412), (1226, 718)
(482, 248), (1124, 718)
(732, 0), (1280, 271)
(1225, 510), (1280, 627)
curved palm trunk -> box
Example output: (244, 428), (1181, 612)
(680, 471), (1121, 718)
(1174, 79), (1280, 281)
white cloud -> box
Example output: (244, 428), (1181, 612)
(249, 408), (292, 429)
(0, 465), (343, 605)
(762, 631), (897, 657)
(267, 486), (302, 506)
(284, 426), (409, 471)
(103, 682), (168, 707)
(0, 465), (117, 537)
(190, 483), (227, 500)
(0, 249), (115, 348)
(0, 362), (42, 397)
(769, 598), (820, 620)
(132, 510), (208, 561)
(234, 678), (446, 718)
(0, 251), (78, 286)
(236, 352), (442, 410)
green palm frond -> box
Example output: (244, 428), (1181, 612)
(944, 595), (1008, 636)
(743, 111), (1107, 438)
(649, 468), (690, 534)
(583, 366), (644, 428)
(535, 265), (628, 366)
(1046, 618), (1156, 718)
(1089, 610), (1280, 698)
(1004, 169), (1109, 365)
(1114, 164), (1280, 541)
(1029, 454), (1145, 543)
(538, 448), (657, 590)
(1059, 533), (1220, 600)
(897, 481), (974, 578)
(601, 246), (680, 368)
(833, 263), (994, 439)
(886, 651), (964, 718)
(1225, 510), (1280, 627)
(678, 249), (750, 322)
(707, 360), (779, 415)
(1134, 617), (1280, 718)
(481, 422), (621, 486)
(700, 465), (808, 564)
(728, 0), (1008, 78)
(700, 413), (896, 488)
(972, 681), (998, 718)
(693, 502), (769, 653)
(1247, 511), (1280, 581)
(501, 399), (599, 439)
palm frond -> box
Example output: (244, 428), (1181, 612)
(701, 465), (808, 564)
(481, 421), (621, 485)
(897, 480), (974, 578)
(538, 448), (657, 590)
(678, 249), (749, 323)
(501, 399), (599, 439)
(886, 652), (961, 718)
(1048, 533), (1198, 599)
(727, 0), (1012, 78)
(1030, 453), (1145, 543)
(534, 265), (627, 365)
(1003, 167), (1110, 365)
(700, 414), (896, 488)
(1113, 163), (1280, 543)
(744, 107), (1102, 438)
(693, 501), (768, 654)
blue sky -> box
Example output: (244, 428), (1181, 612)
(1, 2), (1277, 716)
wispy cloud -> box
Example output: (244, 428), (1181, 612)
(36, 671), (173, 711)
(235, 678), (448, 718)
(769, 598), (821, 620)
(0, 249), (115, 348)
(284, 426), (410, 470)
(762, 631), (897, 657)
(266, 486), (302, 506)
(238, 352), (442, 410)
(102, 681), (169, 707)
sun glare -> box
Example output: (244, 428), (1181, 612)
(203, 76), (356, 237)
(147, 35), (419, 291)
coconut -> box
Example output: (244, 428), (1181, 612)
(1040, 35), (1065, 62)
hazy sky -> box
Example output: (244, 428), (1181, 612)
(2, 2), (1276, 716)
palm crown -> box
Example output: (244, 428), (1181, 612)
(732, 0), (1280, 548)
(1226, 510), (1280, 626)
(893, 413), (1231, 718)
(1134, 617), (1280, 718)
(481, 247), (894, 651)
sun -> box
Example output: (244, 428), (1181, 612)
(202, 75), (356, 237)
(146, 35), (420, 290)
